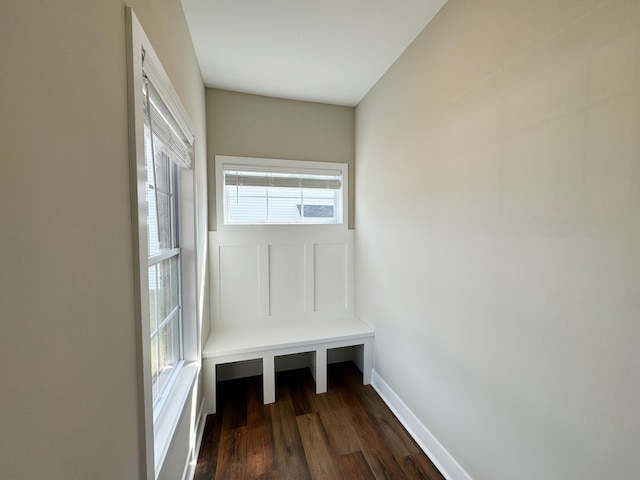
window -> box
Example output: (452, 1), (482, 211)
(216, 156), (348, 227)
(144, 95), (183, 407)
(126, 9), (199, 479)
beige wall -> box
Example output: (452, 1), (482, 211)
(206, 88), (355, 228)
(356, 0), (640, 479)
(0, 1), (207, 479)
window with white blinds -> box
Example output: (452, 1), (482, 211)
(217, 157), (347, 226)
(127, 9), (199, 478)
(142, 64), (192, 412)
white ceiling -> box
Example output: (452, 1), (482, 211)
(180, 0), (447, 106)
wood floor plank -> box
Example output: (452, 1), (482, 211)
(318, 407), (361, 455)
(246, 376), (274, 477)
(214, 427), (247, 480)
(246, 412), (273, 477)
(313, 380), (344, 412)
(354, 378), (420, 458)
(284, 368), (319, 416)
(349, 416), (408, 479)
(193, 414), (221, 480)
(399, 452), (447, 480)
(246, 374), (265, 425)
(255, 472), (280, 480)
(339, 451), (376, 479)
(296, 412), (341, 480)
(335, 370), (407, 479)
(270, 385), (311, 480)
(219, 377), (248, 431)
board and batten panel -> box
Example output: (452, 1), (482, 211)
(314, 243), (348, 312)
(269, 244), (306, 316)
(209, 228), (354, 329)
(218, 245), (260, 326)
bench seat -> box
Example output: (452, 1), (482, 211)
(202, 317), (374, 414)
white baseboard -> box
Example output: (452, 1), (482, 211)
(183, 398), (207, 480)
(371, 370), (472, 480)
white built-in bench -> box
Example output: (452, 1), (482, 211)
(202, 317), (374, 414)
(204, 217), (369, 415)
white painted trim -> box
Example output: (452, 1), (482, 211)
(371, 370), (472, 480)
(194, 397), (207, 458)
(182, 398), (207, 480)
(125, 8), (156, 479)
(154, 363), (198, 474)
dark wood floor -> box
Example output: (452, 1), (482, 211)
(194, 362), (445, 479)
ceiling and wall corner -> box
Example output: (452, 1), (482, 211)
(181, 0), (448, 106)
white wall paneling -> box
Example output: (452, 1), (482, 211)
(218, 245), (260, 325)
(209, 226), (354, 330)
(314, 243), (348, 311)
(269, 244), (306, 316)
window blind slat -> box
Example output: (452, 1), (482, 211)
(224, 173), (341, 190)
(223, 163), (342, 177)
(143, 80), (192, 169)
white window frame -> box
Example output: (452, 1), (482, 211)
(126, 8), (199, 480)
(215, 155), (349, 230)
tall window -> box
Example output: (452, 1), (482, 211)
(142, 74), (193, 411)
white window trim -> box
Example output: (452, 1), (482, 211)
(125, 8), (200, 480)
(215, 155), (349, 231)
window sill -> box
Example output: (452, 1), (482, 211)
(153, 361), (199, 477)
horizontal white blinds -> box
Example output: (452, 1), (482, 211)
(223, 166), (342, 190)
(143, 80), (192, 169)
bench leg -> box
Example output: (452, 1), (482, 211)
(263, 354), (276, 404)
(203, 360), (217, 414)
(313, 347), (328, 394)
(362, 339), (373, 385)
